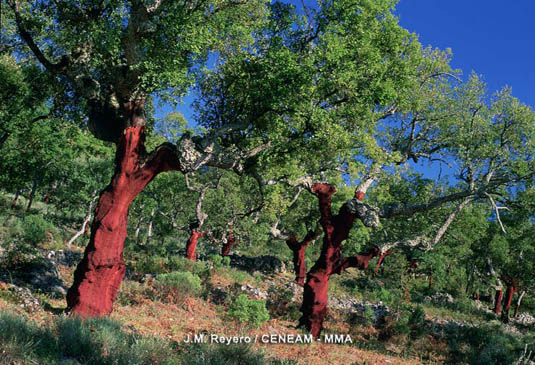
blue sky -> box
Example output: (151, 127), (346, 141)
(395, 0), (535, 107)
(168, 1), (535, 123)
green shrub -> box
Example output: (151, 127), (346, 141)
(116, 280), (149, 306)
(136, 255), (169, 274)
(373, 287), (397, 305)
(221, 256), (231, 267)
(266, 287), (299, 320)
(169, 256), (207, 276)
(0, 312), (179, 364)
(209, 254), (223, 268)
(183, 343), (268, 365)
(155, 271), (202, 303)
(21, 214), (54, 245)
(408, 305), (426, 338)
(227, 294), (270, 326)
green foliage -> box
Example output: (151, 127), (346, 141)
(227, 294), (270, 326)
(156, 271), (202, 299)
(266, 286), (299, 320)
(408, 305), (426, 338)
(182, 343), (291, 365)
(209, 254), (223, 268)
(21, 214), (54, 245)
(0, 312), (178, 364)
(135, 255), (207, 276)
(445, 323), (535, 365)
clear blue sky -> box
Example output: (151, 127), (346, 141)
(395, 0), (535, 107)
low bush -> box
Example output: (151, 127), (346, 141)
(0, 312), (179, 364)
(21, 214), (54, 246)
(227, 294), (270, 326)
(155, 271), (202, 303)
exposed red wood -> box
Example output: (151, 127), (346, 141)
(186, 230), (206, 261)
(67, 125), (180, 317)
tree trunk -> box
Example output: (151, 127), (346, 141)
(11, 189), (21, 210)
(186, 230), (205, 261)
(374, 251), (391, 276)
(66, 196), (97, 248)
(66, 126), (173, 317)
(514, 290), (526, 317)
(494, 289), (503, 315)
(501, 285), (515, 322)
(299, 183), (371, 337)
(146, 208), (155, 246)
(286, 228), (320, 287)
(221, 232), (236, 257)
(286, 236), (307, 287)
(26, 175), (40, 211)
(0, 131), (9, 150)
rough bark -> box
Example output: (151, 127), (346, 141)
(66, 125), (177, 317)
(185, 230), (206, 261)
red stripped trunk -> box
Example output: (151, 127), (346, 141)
(286, 234), (314, 287)
(502, 286), (514, 321)
(299, 183), (365, 337)
(186, 230), (206, 261)
(67, 126), (172, 317)
(501, 278), (520, 322)
(494, 289), (503, 315)
(374, 251), (392, 276)
(221, 232), (236, 257)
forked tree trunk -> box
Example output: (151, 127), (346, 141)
(299, 183), (378, 337)
(221, 232), (236, 257)
(186, 230), (206, 261)
(494, 289), (503, 315)
(67, 126), (175, 317)
(286, 227), (320, 287)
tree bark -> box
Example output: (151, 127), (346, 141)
(221, 232), (236, 257)
(66, 126), (177, 317)
(186, 230), (206, 261)
(26, 174), (40, 211)
(514, 290), (526, 317)
(146, 208), (155, 246)
(494, 289), (503, 315)
(11, 189), (22, 210)
(374, 251), (392, 276)
(501, 278), (520, 323)
(66, 195), (97, 248)
(299, 183), (378, 337)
